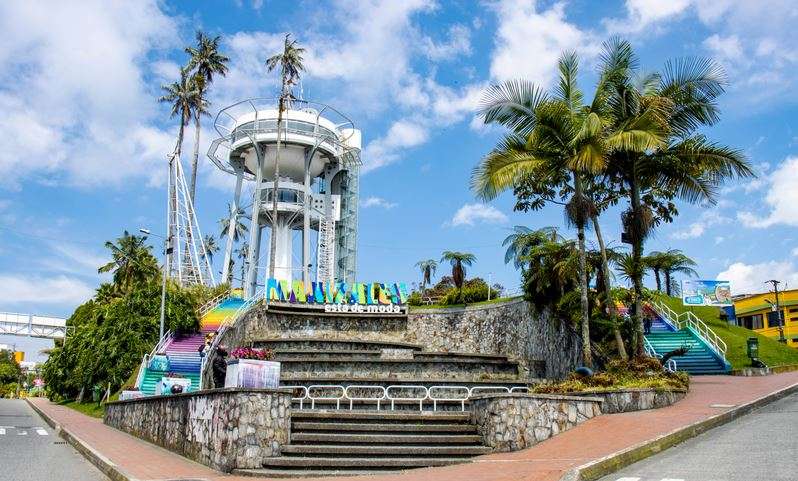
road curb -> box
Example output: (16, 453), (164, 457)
(26, 399), (140, 481)
(560, 380), (798, 481)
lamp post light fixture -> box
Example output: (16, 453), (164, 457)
(141, 227), (169, 341)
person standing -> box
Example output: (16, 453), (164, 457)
(212, 346), (228, 388)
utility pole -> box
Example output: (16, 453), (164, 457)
(765, 279), (785, 343)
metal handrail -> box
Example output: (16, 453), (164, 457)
(199, 291), (264, 389)
(678, 311), (728, 355)
(134, 329), (172, 390)
(134, 354), (148, 389)
(344, 385), (386, 410)
(197, 291), (229, 318)
(386, 385), (428, 410)
(643, 336), (678, 373)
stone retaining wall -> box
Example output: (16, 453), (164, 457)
(570, 388), (687, 414)
(407, 299), (583, 379)
(104, 388), (292, 472)
(470, 393), (602, 452)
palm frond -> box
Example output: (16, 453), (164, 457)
(478, 80), (548, 135)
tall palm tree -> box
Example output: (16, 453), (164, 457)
(644, 250), (668, 291)
(185, 31), (229, 202)
(660, 249), (698, 296)
(202, 235), (219, 265)
(219, 203), (249, 241)
(265, 34), (305, 278)
(473, 52), (614, 367)
(600, 38), (753, 355)
(98, 231), (159, 293)
(235, 242), (249, 289)
(415, 259), (438, 291)
(440, 251), (476, 295)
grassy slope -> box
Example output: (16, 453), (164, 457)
(658, 296), (798, 369)
(59, 399), (104, 418)
(409, 295), (523, 310)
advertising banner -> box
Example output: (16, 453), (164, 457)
(681, 280), (733, 307)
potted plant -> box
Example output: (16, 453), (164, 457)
(157, 372), (191, 396)
(224, 347), (280, 389)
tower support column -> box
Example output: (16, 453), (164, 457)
(245, 143), (264, 298)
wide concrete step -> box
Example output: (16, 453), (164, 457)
(278, 358), (519, 380)
(292, 409), (471, 422)
(293, 422), (476, 432)
(281, 444), (491, 455)
(291, 433), (482, 444)
(273, 350), (511, 363)
(262, 456), (474, 468)
(255, 337), (423, 352)
(281, 376), (529, 387)
(235, 468), (402, 478)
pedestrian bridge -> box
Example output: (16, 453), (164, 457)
(0, 312), (68, 339)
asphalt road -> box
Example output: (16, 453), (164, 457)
(0, 399), (108, 481)
(599, 392), (798, 481)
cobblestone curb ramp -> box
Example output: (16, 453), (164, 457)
(470, 393), (602, 452)
(104, 388), (293, 472)
(560, 381), (798, 481)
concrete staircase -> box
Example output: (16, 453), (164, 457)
(239, 410), (490, 477)
(645, 305), (730, 375)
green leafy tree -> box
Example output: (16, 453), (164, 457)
(97, 231), (159, 293)
(203, 234), (219, 265)
(265, 34), (305, 278)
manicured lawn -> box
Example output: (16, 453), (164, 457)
(658, 295), (798, 370)
(409, 295), (523, 310)
(59, 399), (105, 418)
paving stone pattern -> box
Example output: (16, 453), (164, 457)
(470, 393), (602, 452)
(104, 388), (292, 472)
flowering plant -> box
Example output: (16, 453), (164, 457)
(230, 347), (274, 361)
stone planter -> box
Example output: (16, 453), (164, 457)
(570, 388), (687, 414)
(225, 359), (281, 389)
(156, 376), (191, 396)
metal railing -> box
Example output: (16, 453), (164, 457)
(199, 291), (264, 389)
(286, 384), (531, 412)
(650, 301), (727, 358)
(197, 291), (229, 318)
(134, 329), (172, 389)
(643, 336), (678, 373)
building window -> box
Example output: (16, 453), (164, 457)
(740, 314), (764, 330)
(789, 308), (798, 313)
(767, 311), (784, 329)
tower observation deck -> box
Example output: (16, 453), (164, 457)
(208, 98), (361, 297)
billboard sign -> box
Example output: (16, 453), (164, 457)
(681, 280), (733, 307)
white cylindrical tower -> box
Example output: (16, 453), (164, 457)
(208, 99), (361, 297)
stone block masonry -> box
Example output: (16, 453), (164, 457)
(572, 388), (687, 414)
(104, 388), (292, 472)
(470, 393), (602, 452)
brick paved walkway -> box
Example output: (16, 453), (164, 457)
(29, 372), (798, 481)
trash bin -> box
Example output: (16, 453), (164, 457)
(747, 337), (759, 360)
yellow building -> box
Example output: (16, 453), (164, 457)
(734, 288), (798, 348)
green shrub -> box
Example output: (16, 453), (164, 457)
(440, 278), (501, 305)
(407, 291), (423, 306)
(532, 357), (689, 394)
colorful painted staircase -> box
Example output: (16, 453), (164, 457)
(645, 304), (731, 375)
(137, 295), (248, 395)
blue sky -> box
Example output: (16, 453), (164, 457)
(1, 0), (797, 341)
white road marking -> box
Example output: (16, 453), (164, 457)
(0, 428), (5, 435)
(616, 478), (640, 481)
(35, 428), (48, 436)
(17, 430), (27, 435)
(661, 479), (685, 481)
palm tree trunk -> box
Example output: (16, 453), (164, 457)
(592, 214), (627, 360)
(630, 172), (645, 357)
(189, 110), (201, 203)
(665, 270), (672, 296)
(269, 81), (288, 279)
(574, 175), (592, 368)
(654, 269), (662, 291)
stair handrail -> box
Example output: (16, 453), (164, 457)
(678, 310), (727, 356)
(651, 301), (680, 331)
(643, 336), (678, 373)
(199, 291), (264, 389)
(134, 329), (172, 390)
(197, 291), (229, 318)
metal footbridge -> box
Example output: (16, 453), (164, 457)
(0, 312), (68, 339)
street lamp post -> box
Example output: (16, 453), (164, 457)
(765, 279), (785, 343)
(141, 228), (169, 340)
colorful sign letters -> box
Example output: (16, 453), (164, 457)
(265, 278), (409, 313)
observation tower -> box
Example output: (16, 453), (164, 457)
(208, 98), (361, 297)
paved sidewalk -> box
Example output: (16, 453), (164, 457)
(29, 372), (798, 481)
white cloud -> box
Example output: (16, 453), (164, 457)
(605, 0), (692, 34)
(718, 260), (798, 295)
(703, 34), (744, 62)
(0, 1), (179, 188)
(737, 156), (798, 228)
(362, 120), (429, 172)
(671, 210), (731, 239)
(490, 0), (595, 86)
(422, 24), (472, 61)
(447, 203), (508, 227)
(361, 197), (397, 209)
(0, 274), (94, 307)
